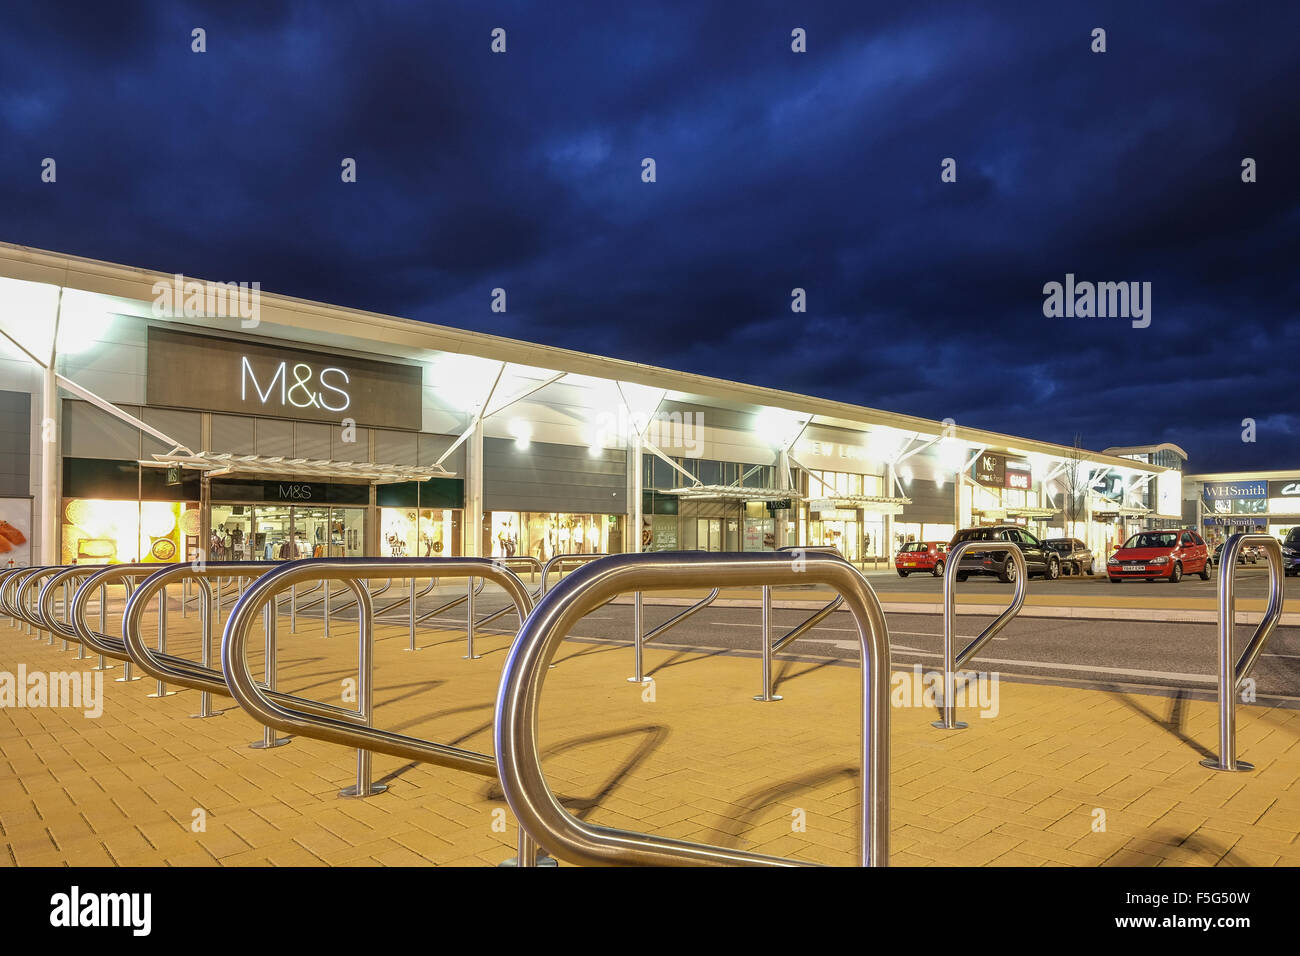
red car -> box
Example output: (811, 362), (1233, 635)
(1107, 529), (1211, 583)
(895, 541), (949, 578)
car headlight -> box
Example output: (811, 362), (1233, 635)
(1284, 547), (1298, 558)
(1107, 557), (1119, 565)
(1149, 556), (1169, 565)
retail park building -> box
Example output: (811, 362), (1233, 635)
(0, 242), (1293, 571)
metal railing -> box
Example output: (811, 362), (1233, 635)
(932, 540), (1026, 730)
(1201, 533), (1286, 772)
(494, 550), (892, 867)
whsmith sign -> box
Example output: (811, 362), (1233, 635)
(147, 327), (422, 430)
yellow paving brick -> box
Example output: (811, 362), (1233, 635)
(5, 604), (1300, 868)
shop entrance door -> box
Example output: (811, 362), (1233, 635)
(211, 503), (367, 560)
(696, 518), (723, 551)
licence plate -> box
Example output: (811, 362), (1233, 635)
(1122, 565), (1144, 571)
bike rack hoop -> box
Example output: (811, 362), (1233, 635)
(495, 550), (892, 867)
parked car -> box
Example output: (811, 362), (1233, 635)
(1108, 529), (1210, 583)
(895, 541), (949, 578)
(1285, 528), (1300, 577)
(1045, 537), (1094, 575)
(1210, 542), (1254, 567)
(950, 526), (1061, 583)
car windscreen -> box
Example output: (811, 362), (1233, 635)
(1044, 540), (1070, 551)
(953, 529), (1001, 542)
(1123, 532), (1179, 549)
(899, 543), (926, 552)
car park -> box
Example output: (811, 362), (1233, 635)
(1108, 529), (1210, 583)
(1045, 537), (1094, 575)
(895, 541), (949, 577)
(950, 526), (1061, 583)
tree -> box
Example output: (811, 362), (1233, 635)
(1060, 434), (1088, 538)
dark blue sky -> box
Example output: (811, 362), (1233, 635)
(2, 1), (1297, 472)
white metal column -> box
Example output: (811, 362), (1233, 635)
(628, 432), (642, 553)
(465, 417), (484, 557)
(40, 362), (58, 566)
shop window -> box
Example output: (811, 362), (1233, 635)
(62, 498), (190, 564)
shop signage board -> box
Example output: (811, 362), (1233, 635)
(1203, 480), (1267, 499)
(1003, 458), (1032, 491)
(1204, 515), (1267, 528)
(1267, 479), (1300, 498)
(146, 326), (423, 430)
(973, 453), (1032, 490)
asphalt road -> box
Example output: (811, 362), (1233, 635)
(553, 602), (1300, 706)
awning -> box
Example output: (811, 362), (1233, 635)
(140, 452), (453, 484)
(662, 485), (802, 502)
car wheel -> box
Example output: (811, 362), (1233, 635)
(1085, 559), (1094, 575)
(932, 560), (945, 578)
(998, 559), (1017, 584)
(1198, 561), (1211, 581)
(956, 573), (968, 582)
(1045, 557), (1061, 581)
(1169, 561), (1182, 583)
(897, 570), (909, 578)
(1109, 575), (1121, 583)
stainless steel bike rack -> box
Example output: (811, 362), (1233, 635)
(540, 553), (606, 596)
(68, 565), (158, 680)
(121, 562), (285, 722)
(1201, 533), (1286, 772)
(932, 540), (1026, 730)
(122, 562), (371, 738)
(627, 586), (721, 684)
(753, 590), (845, 702)
(7, 567), (65, 641)
(36, 566), (106, 659)
(0, 567), (36, 629)
(495, 550), (892, 867)
(221, 557), (554, 864)
(221, 559), (524, 789)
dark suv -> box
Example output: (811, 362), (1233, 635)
(950, 526), (1062, 583)
(1045, 537), (1094, 575)
(1284, 528), (1300, 577)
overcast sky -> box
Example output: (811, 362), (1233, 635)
(2, 0), (1297, 471)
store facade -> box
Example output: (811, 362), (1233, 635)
(1187, 473), (1300, 547)
(0, 242), (1189, 569)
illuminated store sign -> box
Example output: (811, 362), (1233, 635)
(1267, 479), (1300, 498)
(974, 453), (1032, 490)
(241, 358), (351, 413)
(1203, 480), (1267, 499)
(147, 326), (421, 429)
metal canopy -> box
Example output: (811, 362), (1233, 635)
(1003, 506), (1062, 519)
(662, 485), (803, 502)
(808, 494), (912, 508)
(140, 452), (453, 484)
